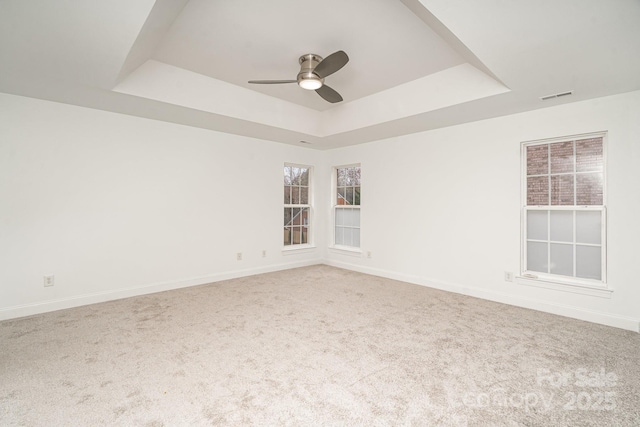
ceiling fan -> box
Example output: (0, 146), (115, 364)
(248, 50), (349, 103)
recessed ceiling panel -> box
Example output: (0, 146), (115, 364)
(153, 0), (465, 110)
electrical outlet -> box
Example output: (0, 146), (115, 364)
(44, 275), (55, 287)
(504, 271), (514, 282)
(367, 251), (372, 259)
(236, 252), (242, 261)
(262, 250), (267, 258)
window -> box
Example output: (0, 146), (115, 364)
(284, 164), (311, 247)
(334, 165), (361, 248)
(522, 133), (606, 286)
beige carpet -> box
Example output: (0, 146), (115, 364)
(1, 265), (638, 426)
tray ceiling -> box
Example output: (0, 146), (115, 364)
(1, 0), (639, 149)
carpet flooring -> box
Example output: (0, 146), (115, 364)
(1, 265), (639, 426)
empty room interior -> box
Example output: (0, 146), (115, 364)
(1, 0), (640, 425)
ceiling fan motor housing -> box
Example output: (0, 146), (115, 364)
(297, 54), (324, 89)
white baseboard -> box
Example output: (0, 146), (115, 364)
(3, 258), (638, 333)
(324, 259), (640, 333)
(0, 259), (322, 321)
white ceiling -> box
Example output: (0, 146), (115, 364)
(1, 0), (639, 149)
(154, 0), (465, 111)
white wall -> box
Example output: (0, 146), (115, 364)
(0, 93), (325, 319)
(324, 90), (640, 331)
(2, 90), (639, 331)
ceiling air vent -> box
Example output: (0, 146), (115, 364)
(540, 91), (573, 101)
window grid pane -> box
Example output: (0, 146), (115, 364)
(284, 227), (292, 246)
(346, 187), (354, 205)
(300, 186), (309, 204)
(576, 173), (603, 205)
(576, 245), (602, 280)
(284, 207), (292, 227)
(527, 176), (549, 205)
(337, 187), (347, 205)
(291, 186), (300, 204)
(550, 243), (573, 276)
(550, 211), (573, 242)
(527, 145), (549, 176)
(550, 141), (574, 174)
(550, 175), (574, 205)
(576, 138), (603, 172)
(527, 210), (548, 241)
(284, 186), (291, 204)
(527, 241), (548, 273)
(335, 226), (344, 246)
(576, 211), (601, 244)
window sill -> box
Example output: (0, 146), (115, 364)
(281, 245), (316, 255)
(329, 246), (363, 257)
(515, 275), (612, 298)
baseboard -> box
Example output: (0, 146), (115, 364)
(0, 259), (322, 321)
(324, 259), (640, 333)
(4, 258), (638, 333)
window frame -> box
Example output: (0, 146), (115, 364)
(283, 163), (313, 251)
(519, 132), (609, 294)
(331, 164), (362, 252)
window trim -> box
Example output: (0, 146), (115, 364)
(331, 163), (361, 251)
(519, 132), (609, 293)
(283, 163), (314, 251)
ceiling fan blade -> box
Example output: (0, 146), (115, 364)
(313, 50), (349, 79)
(248, 80), (297, 84)
(315, 85), (343, 103)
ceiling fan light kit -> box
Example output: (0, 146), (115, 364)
(249, 50), (349, 103)
(298, 77), (323, 90)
